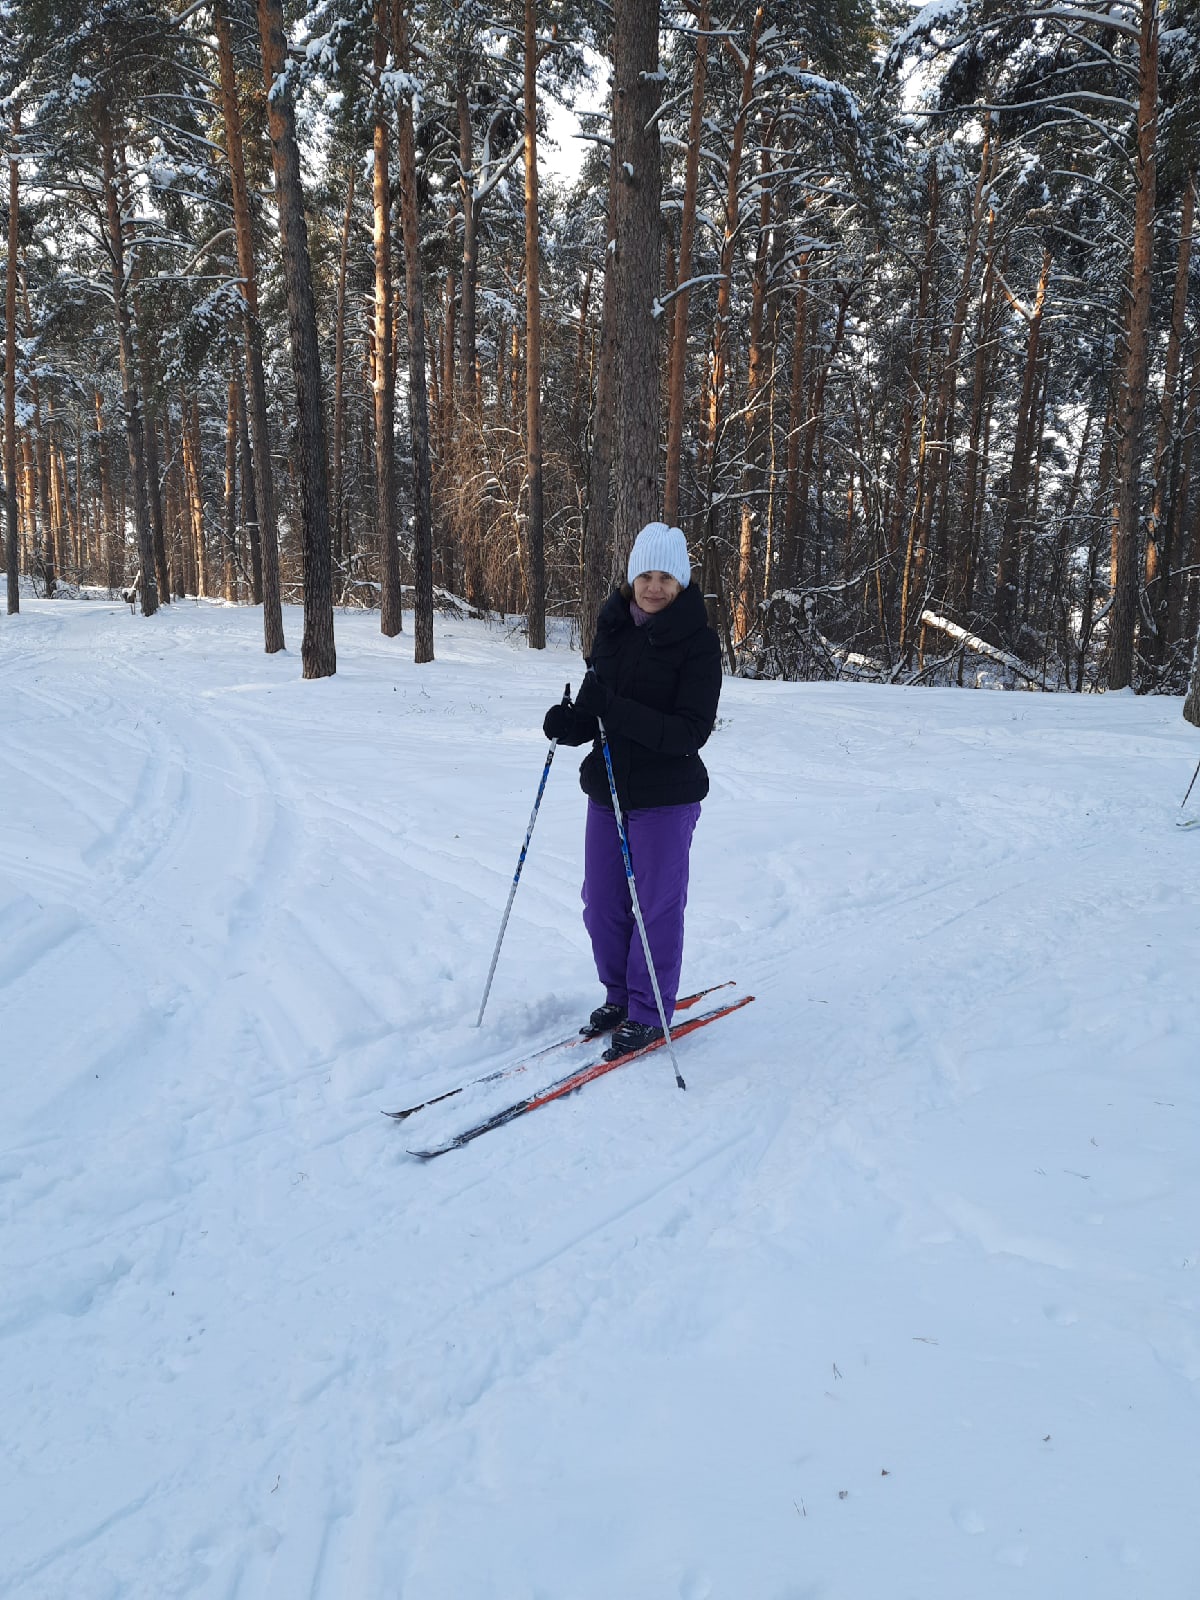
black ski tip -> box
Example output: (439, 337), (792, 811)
(382, 1108), (415, 1121)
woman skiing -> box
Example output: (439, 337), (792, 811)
(542, 522), (722, 1059)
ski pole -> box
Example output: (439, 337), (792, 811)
(596, 711), (686, 1091)
(476, 684), (571, 1027)
(1182, 753), (1200, 812)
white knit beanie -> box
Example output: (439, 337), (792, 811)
(626, 522), (691, 588)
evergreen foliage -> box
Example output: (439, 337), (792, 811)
(2, 0), (1199, 690)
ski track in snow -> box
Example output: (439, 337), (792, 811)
(2, 600), (1199, 1599)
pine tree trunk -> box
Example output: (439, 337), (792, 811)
(93, 391), (115, 590)
(256, 0), (335, 677)
(1143, 178), (1194, 668)
(884, 160), (938, 635)
(455, 67), (486, 609)
(48, 432), (66, 575)
(780, 260), (809, 588)
(521, 0), (546, 649)
(331, 165), (355, 580)
(994, 249), (1052, 647)
(215, 0), (284, 649)
(1107, 0), (1159, 689)
(456, 68), (482, 420)
(160, 403), (185, 598)
(20, 431), (45, 590)
(581, 153), (619, 653)
(736, 137), (773, 643)
(20, 280), (56, 583)
(183, 397), (207, 596)
(898, 382), (935, 665)
(236, 374), (261, 601)
(131, 308), (171, 605)
(611, 0), (665, 572)
(798, 289), (850, 595)
(1170, 321), (1200, 651)
(441, 267), (456, 457)
(97, 97), (157, 616)
(5, 123), (19, 614)
(223, 376), (238, 601)
(394, 0), (435, 663)
(930, 129), (995, 603)
(663, 0), (709, 528)
(956, 220), (999, 614)
(373, 1), (402, 638)
(693, 8), (762, 633)
(1184, 519), (1200, 719)
(1023, 337), (1053, 630)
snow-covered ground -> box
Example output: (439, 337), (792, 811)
(3, 596), (1198, 1600)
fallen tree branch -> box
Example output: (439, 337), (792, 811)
(919, 609), (1045, 688)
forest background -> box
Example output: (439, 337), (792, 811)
(4, 0), (1200, 723)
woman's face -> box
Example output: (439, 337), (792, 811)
(633, 572), (683, 613)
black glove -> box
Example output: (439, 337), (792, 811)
(543, 702), (573, 740)
(573, 672), (613, 719)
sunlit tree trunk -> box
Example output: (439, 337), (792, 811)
(5, 118), (19, 613)
(223, 375), (238, 601)
(19, 428), (43, 587)
(183, 397), (207, 596)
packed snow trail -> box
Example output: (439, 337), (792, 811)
(2, 598), (1198, 1599)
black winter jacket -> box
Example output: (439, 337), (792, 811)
(555, 583), (722, 811)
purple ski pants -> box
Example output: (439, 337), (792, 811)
(581, 798), (702, 1026)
